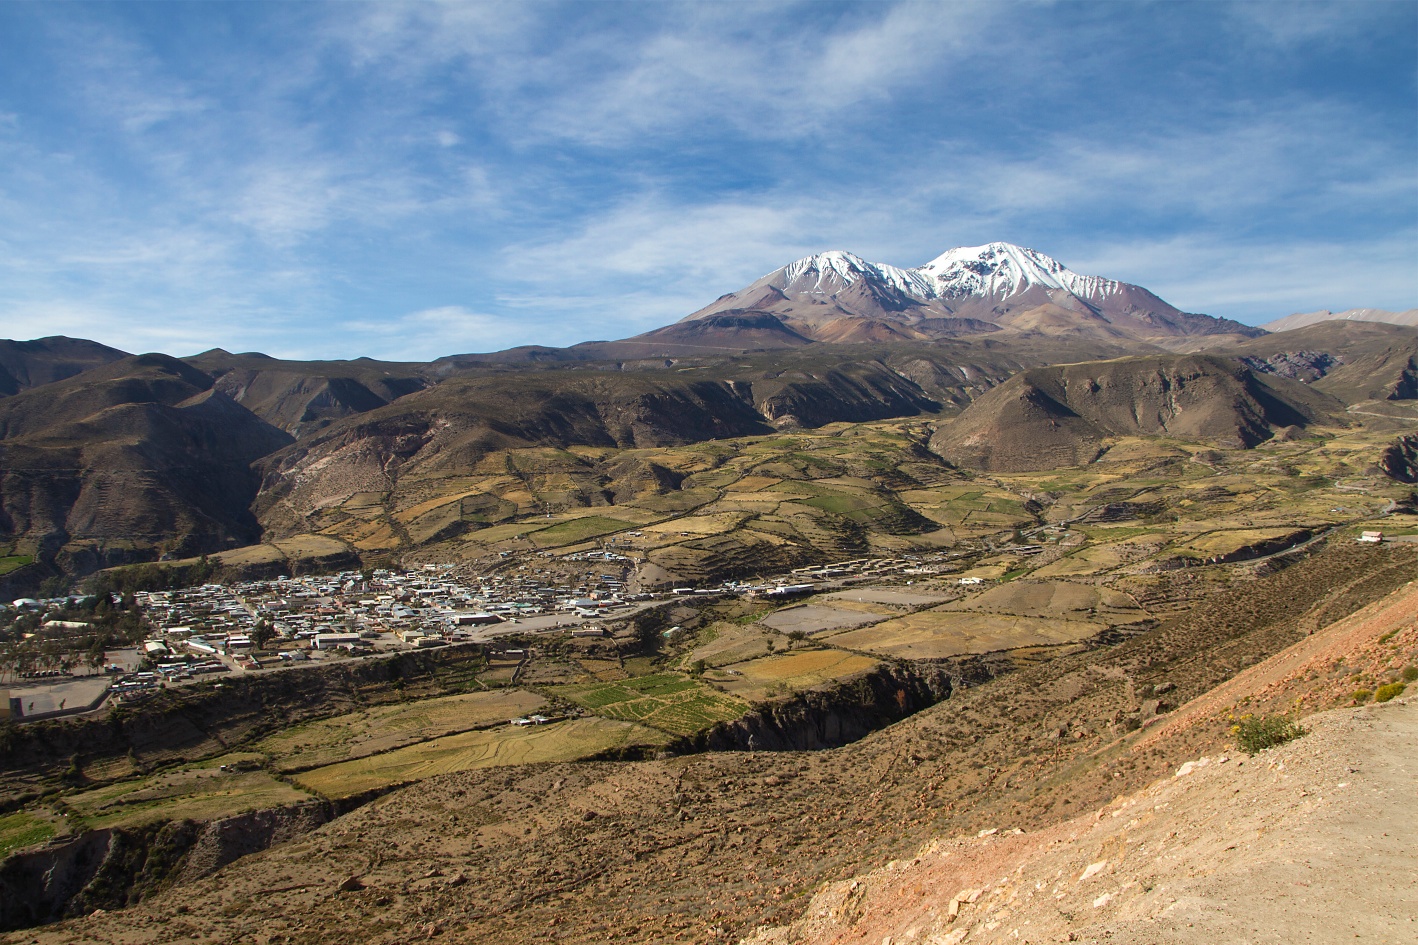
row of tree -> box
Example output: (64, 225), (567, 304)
(0, 594), (148, 684)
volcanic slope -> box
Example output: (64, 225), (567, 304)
(0, 353), (293, 577)
(1262, 306), (1418, 332)
(930, 354), (1347, 472)
(14, 539), (1417, 945)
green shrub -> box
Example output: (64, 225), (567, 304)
(1232, 714), (1307, 754)
(1374, 682), (1407, 703)
(1401, 665), (1418, 683)
(1353, 689), (1373, 704)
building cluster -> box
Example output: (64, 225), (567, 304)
(127, 565), (649, 686)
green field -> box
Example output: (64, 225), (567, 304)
(66, 754), (312, 830)
(530, 515), (637, 547)
(255, 689), (549, 772)
(553, 673), (749, 736)
(293, 718), (669, 799)
(0, 809), (55, 857)
(0, 554), (34, 576)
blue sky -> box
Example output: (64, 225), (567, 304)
(0, 1), (1414, 360)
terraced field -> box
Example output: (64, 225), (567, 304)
(713, 648), (880, 702)
(0, 810), (55, 857)
(255, 689), (549, 773)
(552, 673), (749, 736)
(293, 718), (670, 799)
(826, 610), (1106, 659)
(66, 754), (313, 829)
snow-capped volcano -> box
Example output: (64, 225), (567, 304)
(681, 242), (1261, 345)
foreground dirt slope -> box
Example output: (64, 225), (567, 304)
(746, 698), (1416, 945)
(746, 577), (1418, 945)
(8, 543), (1414, 945)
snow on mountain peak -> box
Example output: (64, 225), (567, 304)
(916, 242), (1122, 300)
(777, 251), (936, 298)
(754, 242), (1124, 307)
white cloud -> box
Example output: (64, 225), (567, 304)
(1071, 233), (1418, 323)
(339, 305), (538, 360)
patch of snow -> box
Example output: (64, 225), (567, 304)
(916, 242), (1123, 300)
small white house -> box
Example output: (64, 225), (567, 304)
(1358, 531), (1384, 543)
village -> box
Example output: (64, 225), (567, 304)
(1, 549), (963, 725)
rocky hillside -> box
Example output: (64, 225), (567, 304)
(1218, 321), (1418, 405)
(931, 354), (1347, 472)
(0, 354), (292, 578)
(183, 350), (432, 437)
(749, 566), (1418, 945)
(0, 337), (128, 397)
(253, 356), (942, 539)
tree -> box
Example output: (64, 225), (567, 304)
(250, 620), (275, 651)
(85, 638), (106, 674)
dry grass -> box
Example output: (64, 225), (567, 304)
(67, 754), (312, 829)
(713, 649), (879, 701)
(827, 610), (1104, 659)
(293, 718), (669, 799)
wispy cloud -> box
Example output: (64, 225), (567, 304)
(0, 1), (1411, 355)
(343, 305), (538, 361)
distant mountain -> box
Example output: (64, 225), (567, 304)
(930, 354), (1347, 472)
(0, 336), (129, 397)
(1261, 308), (1418, 333)
(1217, 321), (1418, 405)
(680, 243), (1263, 347)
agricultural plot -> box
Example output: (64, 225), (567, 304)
(198, 534), (354, 569)
(1168, 527), (1316, 560)
(552, 673), (749, 736)
(713, 648), (879, 702)
(66, 754), (312, 830)
(0, 810), (55, 857)
(820, 587), (954, 607)
(529, 514), (638, 548)
(293, 718), (669, 799)
(827, 610), (1104, 659)
(760, 604), (888, 635)
(1030, 537), (1165, 577)
(684, 622), (780, 667)
(256, 689), (548, 773)
(940, 580), (1144, 619)
(575, 658), (630, 682)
